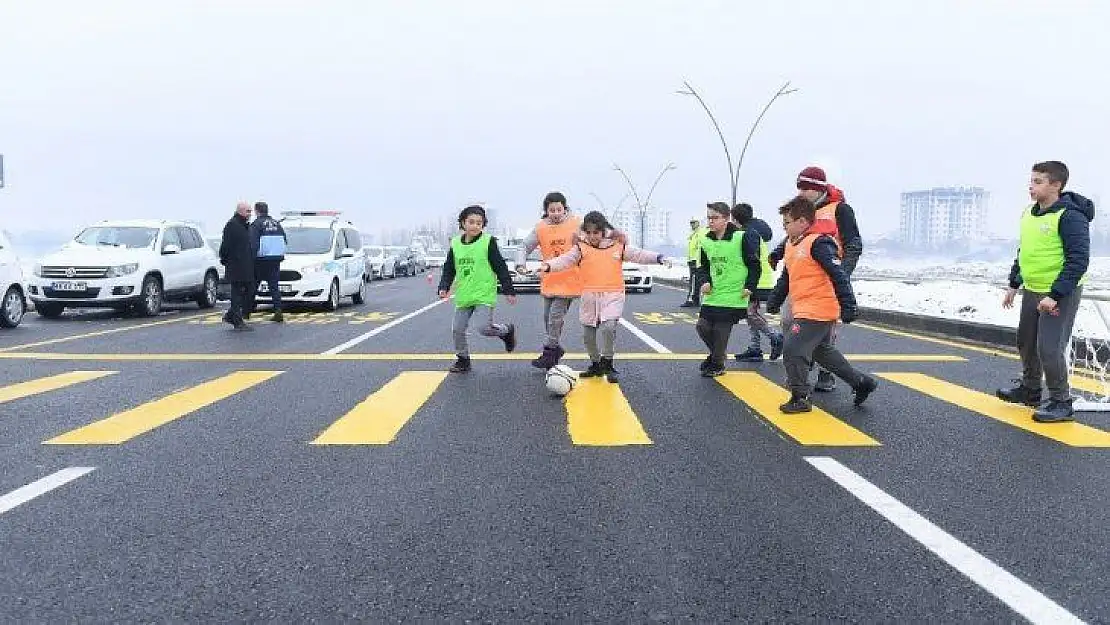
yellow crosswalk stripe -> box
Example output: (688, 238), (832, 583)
(878, 372), (1110, 447)
(715, 372), (881, 446)
(0, 371), (117, 405)
(44, 371), (282, 445)
(565, 378), (652, 446)
(311, 371), (448, 445)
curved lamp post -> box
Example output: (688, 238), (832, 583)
(612, 162), (677, 248)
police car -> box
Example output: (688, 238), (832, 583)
(267, 211), (368, 310)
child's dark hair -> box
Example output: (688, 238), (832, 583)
(1033, 161), (1069, 190)
(457, 205), (487, 228)
(542, 191), (568, 217)
(779, 195), (816, 223)
(731, 202), (754, 224)
(580, 210), (614, 232)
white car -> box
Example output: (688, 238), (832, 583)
(271, 211), (367, 310)
(425, 245), (447, 268)
(362, 245), (395, 280)
(27, 220), (221, 318)
(623, 262), (653, 293)
(0, 229), (28, 328)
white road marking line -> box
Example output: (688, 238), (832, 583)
(0, 467), (96, 516)
(618, 317), (672, 353)
(323, 298), (448, 354)
(805, 457), (1086, 625)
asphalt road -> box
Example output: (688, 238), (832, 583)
(0, 275), (1106, 623)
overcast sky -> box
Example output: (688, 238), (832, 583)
(1, 0), (1106, 244)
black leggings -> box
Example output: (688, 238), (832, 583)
(696, 318), (735, 367)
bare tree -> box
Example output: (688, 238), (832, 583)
(676, 80), (798, 208)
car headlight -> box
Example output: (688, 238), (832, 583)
(106, 263), (139, 278)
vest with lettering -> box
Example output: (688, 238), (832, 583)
(784, 233), (840, 322)
(536, 215), (583, 297)
(449, 233), (497, 308)
(700, 231), (749, 308)
(1018, 204), (1088, 293)
(814, 201), (843, 257)
(578, 242), (625, 292)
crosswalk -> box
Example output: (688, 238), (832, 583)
(1, 367), (1108, 449)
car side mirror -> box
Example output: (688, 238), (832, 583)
(162, 244), (181, 255)
(338, 248), (355, 259)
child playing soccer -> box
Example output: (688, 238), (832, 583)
(729, 201), (784, 363)
(537, 211), (670, 383)
(766, 196), (877, 413)
(695, 201), (764, 377)
(437, 205), (518, 373)
(997, 161), (1094, 423)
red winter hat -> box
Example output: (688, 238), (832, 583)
(796, 166), (828, 192)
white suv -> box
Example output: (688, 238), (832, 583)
(0, 229), (28, 328)
(27, 220), (221, 318)
(271, 211), (367, 310)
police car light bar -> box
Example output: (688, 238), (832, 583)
(280, 210), (343, 217)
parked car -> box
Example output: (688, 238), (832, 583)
(27, 220), (221, 317)
(363, 245), (394, 280)
(271, 211), (367, 310)
(387, 246), (415, 276)
(0, 229), (28, 328)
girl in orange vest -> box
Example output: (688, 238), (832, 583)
(514, 192), (584, 370)
(538, 211), (671, 383)
(765, 196), (877, 413)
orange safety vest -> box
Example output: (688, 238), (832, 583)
(813, 201), (843, 257)
(784, 232), (840, 322)
(578, 242), (625, 292)
(536, 216), (583, 297)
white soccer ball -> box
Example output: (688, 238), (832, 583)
(545, 364), (578, 396)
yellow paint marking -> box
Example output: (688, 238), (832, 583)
(878, 372), (1110, 447)
(1070, 375), (1107, 396)
(632, 312), (675, 325)
(0, 352), (968, 362)
(565, 378), (652, 446)
(0, 371), (117, 404)
(44, 371), (282, 445)
(311, 371), (448, 444)
(0, 311), (212, 353)
(715, 372), (881, 446)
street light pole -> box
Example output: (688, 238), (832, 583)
(676, 80), (798, 208)
(612, 163), (676, 249)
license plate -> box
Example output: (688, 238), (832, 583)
(280, 285), (293, 294)
(51, 281), (87, 292)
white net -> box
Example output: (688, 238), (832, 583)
(1066, 297), (1110, 412)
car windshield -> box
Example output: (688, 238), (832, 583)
(74, 226), (158, 249)
(387, 246), (407, 255)
(284, 227), (334, 254)
(364, 246), (384, 258)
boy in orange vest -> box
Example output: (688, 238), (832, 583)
(766, 196), (877, 413)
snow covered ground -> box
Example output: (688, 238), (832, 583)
(645, 257), (1110, 339)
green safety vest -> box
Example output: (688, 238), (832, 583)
(687, 227), (708, 266)
(757, 238), (775, 290)
(1018, 205), (1086, 293)
(700, 232), (749, 308)
(450, 233), (497, 308)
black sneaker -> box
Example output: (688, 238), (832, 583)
(780, 393), (812, 414)
(602, 357), (619, 383)
(814, 369), (836, 392)
(699, 356), (713, 372)
(996, 381), (1042, 407)
(769, 333), (784, 361)
(580, 360), (604, 378)
(531, 346), (556, 369)
(501, 324), (516, 353)
(449, 356), (471, 373)
(734, 347), (765, 363)
(1033, 399), (1075, 423)
(853, 375), (878, 406)
(701, 364), (726, 378)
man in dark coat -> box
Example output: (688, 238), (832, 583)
(219, 201), (255, 330)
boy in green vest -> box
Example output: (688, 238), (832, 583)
(437, 205), (518, 373)
(730, 202), (785, 362)
(682, 217), (709, 307)
(997, 161), (1095, 422)
(694, 202), (763, 377)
